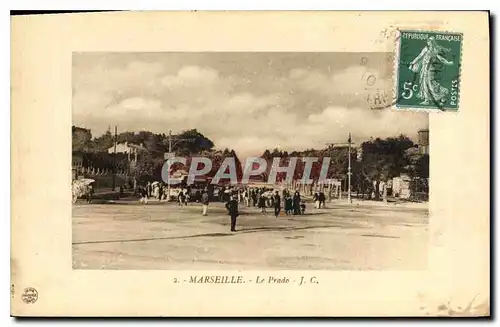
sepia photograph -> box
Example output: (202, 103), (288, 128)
(72, 52), (430, 270)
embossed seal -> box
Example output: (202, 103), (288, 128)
(22, 287), (38, 304)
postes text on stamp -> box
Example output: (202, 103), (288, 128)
(396, 30), (462, 111)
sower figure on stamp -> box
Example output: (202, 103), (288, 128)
(225, 195), (239, 232)
(408, 37), (454, 106)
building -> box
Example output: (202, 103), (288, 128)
(417, 129), (429, 155)
(107, 142), (148, 162)
(108, 142), (145, 154)
(393, 129), (429, 201)
(392, 174), (412, 199)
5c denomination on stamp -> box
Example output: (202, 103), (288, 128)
(396, 30), (462, 111)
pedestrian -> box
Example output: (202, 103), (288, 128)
(319, 191), (326, 208)
(225, 195), (239, 232)
(184, 191), (190, 206)
(139, 186), (148, 204)
(313, 192), (319, 209)
(300, 201), (306, 215)
(146, 181), (152, 198)
(158, 184), (163, 200)
(243, 189), (250, 207)
(162, 184), (168, 201)
(178, 190), (185, 206)
(292, 191), (301, 215)
(201, 189), (209, 216)
(220, 186), (225, 202)
(238, 189), (244, 203)
(285, 196), (293, 215)
(87, 184), (94, 203)
(258, 192), (266, 213)
(273, 191), (281, 218)
(251, 189), (258, 207)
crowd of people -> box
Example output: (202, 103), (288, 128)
(219, 187), (332, 232)
(209, 187), (333, 232)
(74, 179), (330, 233)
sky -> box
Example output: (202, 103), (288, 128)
(73, 52), (428, 157)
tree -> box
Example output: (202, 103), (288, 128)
(405, 153), (429, 200)
(359, 135), (415, 200)
(116, 131), (136, 144)
(92, 128), (115, 152)
(414, 154), (429, 179)
(174, 129), (215, 155)
(202, 148), (243, 183)
(72, 126), (92, 151)
(132, 153), (164, 183)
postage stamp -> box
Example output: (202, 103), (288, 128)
(396, 30), (462, 111)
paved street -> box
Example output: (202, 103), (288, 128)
(72, 200), (429, 270)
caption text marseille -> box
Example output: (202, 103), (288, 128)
(188, 275), (318, 285)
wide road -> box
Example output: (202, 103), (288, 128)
(72, 199), (429, 270)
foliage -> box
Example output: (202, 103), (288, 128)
(73, 151), (130, 172)
(414, 154), (429, 179)
(73, 126), (429, 196)
(73, 126), (216, 155)
(72, 126), (92, 151)
(91, 128), (115, 152)
(132, 153), (164, 182)
(359, 135), (415, 199)
(174, 129), (215, 155)
(259, 147), (355, 182)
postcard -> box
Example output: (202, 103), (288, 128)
(11, 11), (490, 317)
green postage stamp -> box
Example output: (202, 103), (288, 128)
(396, 30), (462, 111)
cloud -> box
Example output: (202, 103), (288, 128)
(106, 97), (163, 118)
(161, 65), (220, 88)
(289, 65), (392, 107)
(306, 106), (427, 143)
(73, 55), (427, 158)
(73, 61), (165, 118)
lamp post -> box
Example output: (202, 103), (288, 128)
(326, 133), (354, 203)
(165, 130), (195, 201)
(112, 125), (117, 191)
(347, 133), (352, 203)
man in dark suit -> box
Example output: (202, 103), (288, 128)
(273, 191), (281, 218)
(225, 195), (239, 232)
(319, 191), (326, 209)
